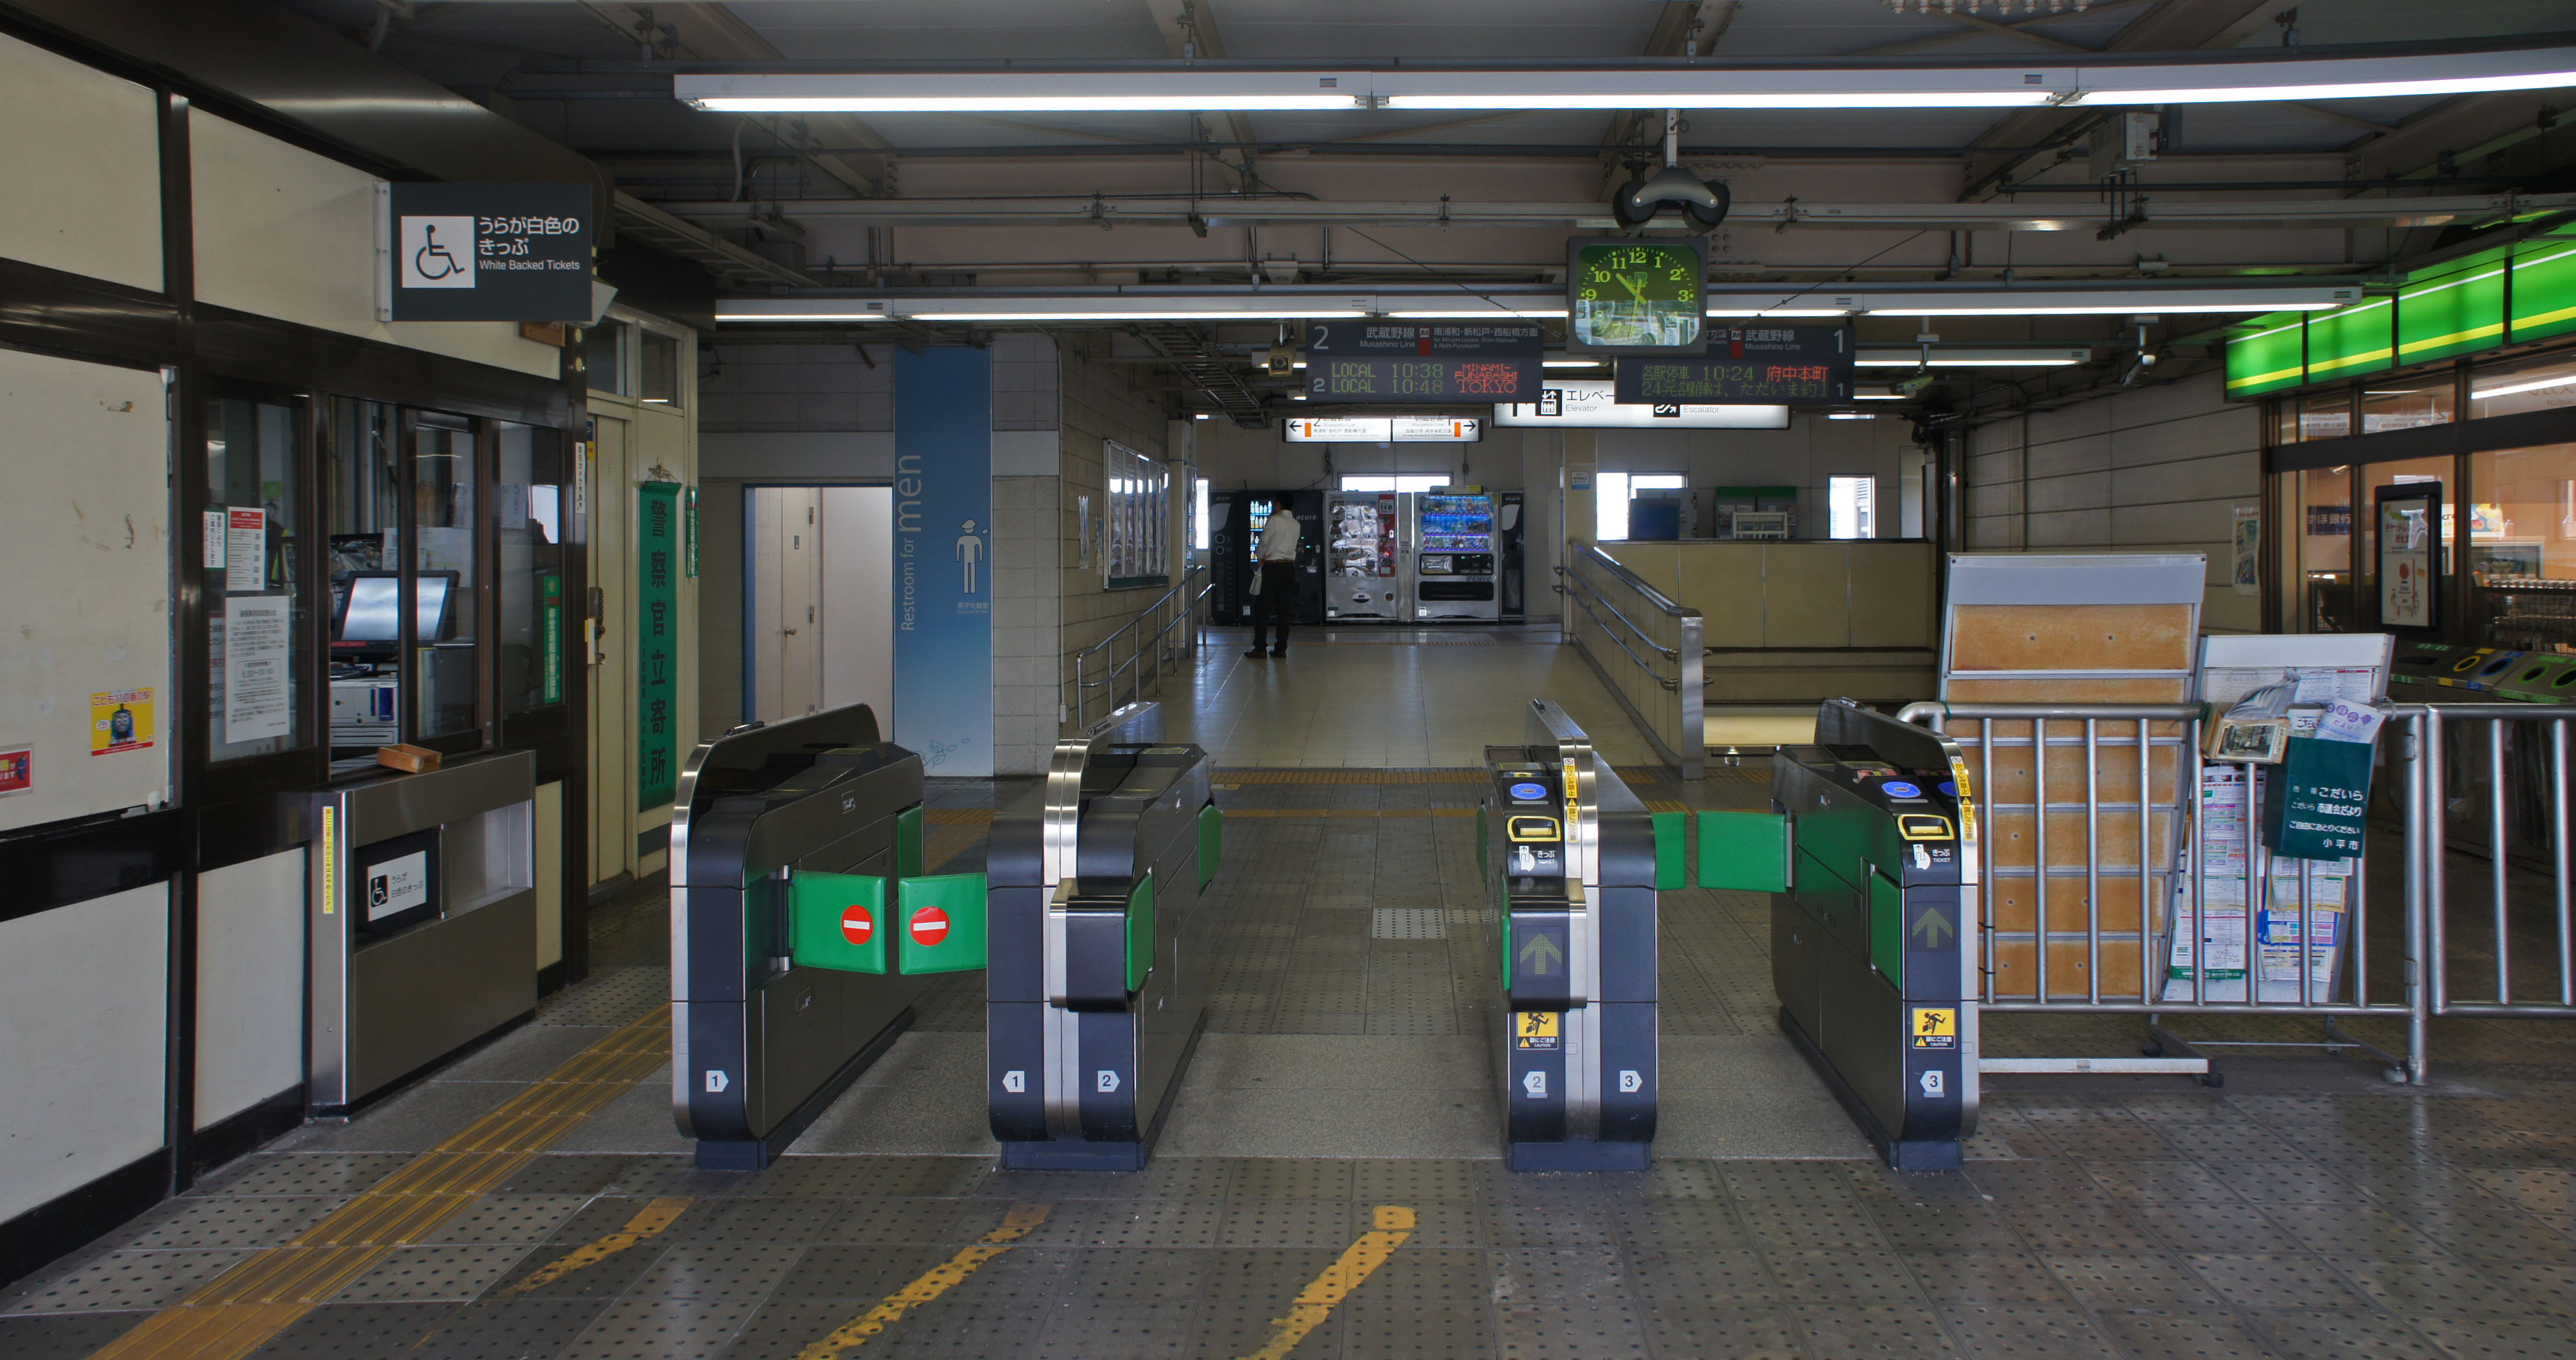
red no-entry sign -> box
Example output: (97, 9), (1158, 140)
(840, 905), (875, 947)
(908, 906), (950, 948)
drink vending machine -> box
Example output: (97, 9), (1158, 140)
(1325, 491), (1402, 621)
(1413, 491), (1501, 620)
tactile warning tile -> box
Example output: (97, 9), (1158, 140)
(1371, 907), (1448, 939)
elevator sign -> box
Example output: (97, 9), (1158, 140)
(380, 183), (594, 321)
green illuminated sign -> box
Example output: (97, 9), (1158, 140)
(2228, 231), (2576, 399)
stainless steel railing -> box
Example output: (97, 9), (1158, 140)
(1069, 565), (1211, 732)
(1556, 544), (1704, 778)
(2419, 704), (2576, 1019)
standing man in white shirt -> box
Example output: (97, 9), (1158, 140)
(1246, 504), (1302, 659)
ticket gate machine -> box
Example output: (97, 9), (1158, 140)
(672, 704), (978, 1170)
(988, 704), (1221, 1170)
(1701, 700), (1979, 1170)
(1482, 701), (1668, 1171)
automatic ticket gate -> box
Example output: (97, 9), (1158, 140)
(672, 704), (989, 1170)
(1703, 699), (1979, 1171)
(988, 704), (1221, 1170)
(1481, 701), (1668, 1171)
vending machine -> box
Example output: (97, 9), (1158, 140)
(1410, 491), (1500, 621)
(1325, 490), (1403, 621)
(1213, 489), (1324, 625)
(1498, 491), (1527, 620)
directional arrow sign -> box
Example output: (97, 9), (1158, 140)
(1518, 931), (1565, 977)
(1911, 905), (1954, 949)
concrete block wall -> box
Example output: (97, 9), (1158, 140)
(699, 342), (894, 432)
(1057, 333), (1174, 731)
(1964, 369), (2263, 632)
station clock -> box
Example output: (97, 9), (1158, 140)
(1565, 237), (1707, 354)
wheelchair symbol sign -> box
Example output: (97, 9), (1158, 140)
(399, 216), (476, 289)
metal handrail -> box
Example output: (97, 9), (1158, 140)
(1572, 541), (1690, 617)
(1558, 568), (1681, 666)
(1070, 564), (1211, 729)
(1562, 582), (1678, 690)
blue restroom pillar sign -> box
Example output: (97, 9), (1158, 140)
(893, 348), (994, 776)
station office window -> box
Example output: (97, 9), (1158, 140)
(1592, 473), (1686, 542)
(639, 329), (683, 408)
(206, 392), (308, 761)
(585, 320), (630, 397)
(1829, 476), (1878, 540)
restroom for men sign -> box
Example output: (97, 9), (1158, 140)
(381, 182), (593, 321)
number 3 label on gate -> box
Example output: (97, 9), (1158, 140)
(1911, 1007), (1957, 1050)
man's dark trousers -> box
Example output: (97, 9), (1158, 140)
(1250, 560), (1296, 653)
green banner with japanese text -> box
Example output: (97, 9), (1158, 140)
(638, 482), (681, 809)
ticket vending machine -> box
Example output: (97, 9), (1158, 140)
(1213, 489), (1324, 626)
(1325, 490), (1403, 622)
(1413, 491), (1500, 621)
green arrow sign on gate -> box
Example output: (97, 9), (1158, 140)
(1518, 931), (1564, 977)
(1911, 906), (1954, 949)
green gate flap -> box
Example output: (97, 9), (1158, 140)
(1651, 811), (1686, 892)
(1126, 871), (1157, 991)
(1867, 868), (1903, 987)
(1198, 804), (1224, 889)
(896, 804), (925, 881)
(790, 870), (888, 974)
(1698, 811), (1792, 893)
(893, 874), (987, 974)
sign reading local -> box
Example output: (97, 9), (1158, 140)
(1613, 326), (1856, 406)
(1304, 321), (1541, 403)
(384, 182), (594, 322)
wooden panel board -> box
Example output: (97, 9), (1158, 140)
(1988, 937), (2150, 1001)
(1943, 676), (2190, 705)
(1947, 603), (2196, 673)
(1987, 873), (2171, 934)
(1985, 809), (2178, 872)
(1954, 742), (2184, 805)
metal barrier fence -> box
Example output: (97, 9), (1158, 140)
(1899, 700), (2424, 1085)
(2419, 704), (2576, 1020)
(1069, 565), (1210, 731)
(1557, 544), (1704, 779)
(1885, 699), (2576, 1086)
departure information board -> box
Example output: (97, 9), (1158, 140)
(1613, 325), (1856, 406)
(1304, 322), (1542, 402)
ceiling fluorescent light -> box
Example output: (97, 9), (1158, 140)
(1706, 308), (1853, 318)
(1891, 301), (2344, 316)
(1379, 90), (2053, 110)
(1376, 69), (2061, 110)
(2070, 49), (2576, 105)
(1384, 308), (1568, 319)
(1543, 359), (1603, 368)
(2470, 373), (2576, 401)
(676, 71), (1367, 114)
(717, 312), (894, 323)
(1855, 356), (2084, 368)
(906, 309), (1367, 322)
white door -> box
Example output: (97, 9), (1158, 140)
(749, 487), (825, 722)
(820, 486), (895, 729)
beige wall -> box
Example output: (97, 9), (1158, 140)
(0, 33), (162, 292)
(1964, 369), (2262, 634)
(1054, 333), (1173, 756)
(188, 112), (558, 379)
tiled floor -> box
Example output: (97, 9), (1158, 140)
(6, 631), (2574, 1359)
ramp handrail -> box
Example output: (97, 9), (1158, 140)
(1070, 564), (1210, 731)
(1557, 544), (1703, 779)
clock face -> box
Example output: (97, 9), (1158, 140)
(1568, 240), (1705, 352)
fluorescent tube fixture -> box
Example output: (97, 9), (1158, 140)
(1543, 359), (1604, 368)
(2471, 373), (2576, 401)
(1384, 308), (1568, 319)
(906, 310), (1366, 322)
(1707, 308), (1853, 318)
(676, 71), (1369, 113)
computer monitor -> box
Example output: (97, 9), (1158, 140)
(334, 570), (456, 652)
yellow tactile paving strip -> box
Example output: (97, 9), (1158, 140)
(87, 1004), (673, 1360)
(922, 807), (995, 872)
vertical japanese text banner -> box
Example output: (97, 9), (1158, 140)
(892, 348), (994, 776)
(638, 482), (682, 807)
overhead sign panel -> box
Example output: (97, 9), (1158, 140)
(1613, 326), (1855, 405)
(1304, 322), (1541, 403)
(1284, 416), (1482, 442)
(381, 183), (594, 322)
(1494, 379), (1787, 429)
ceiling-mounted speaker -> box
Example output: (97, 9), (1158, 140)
(1612, 165), (1730, 230)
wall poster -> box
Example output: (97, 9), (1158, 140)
(2375, 483), (2440, 631)
(891, 348), (994, 776)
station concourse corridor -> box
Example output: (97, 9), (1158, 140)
(4, 628), (2572, 1360)
(12, 3), (2576, 1359)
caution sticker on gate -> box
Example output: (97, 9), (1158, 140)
(1514, 1011), (1560, 1051)
(1911, 1007), (1958, 1050)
